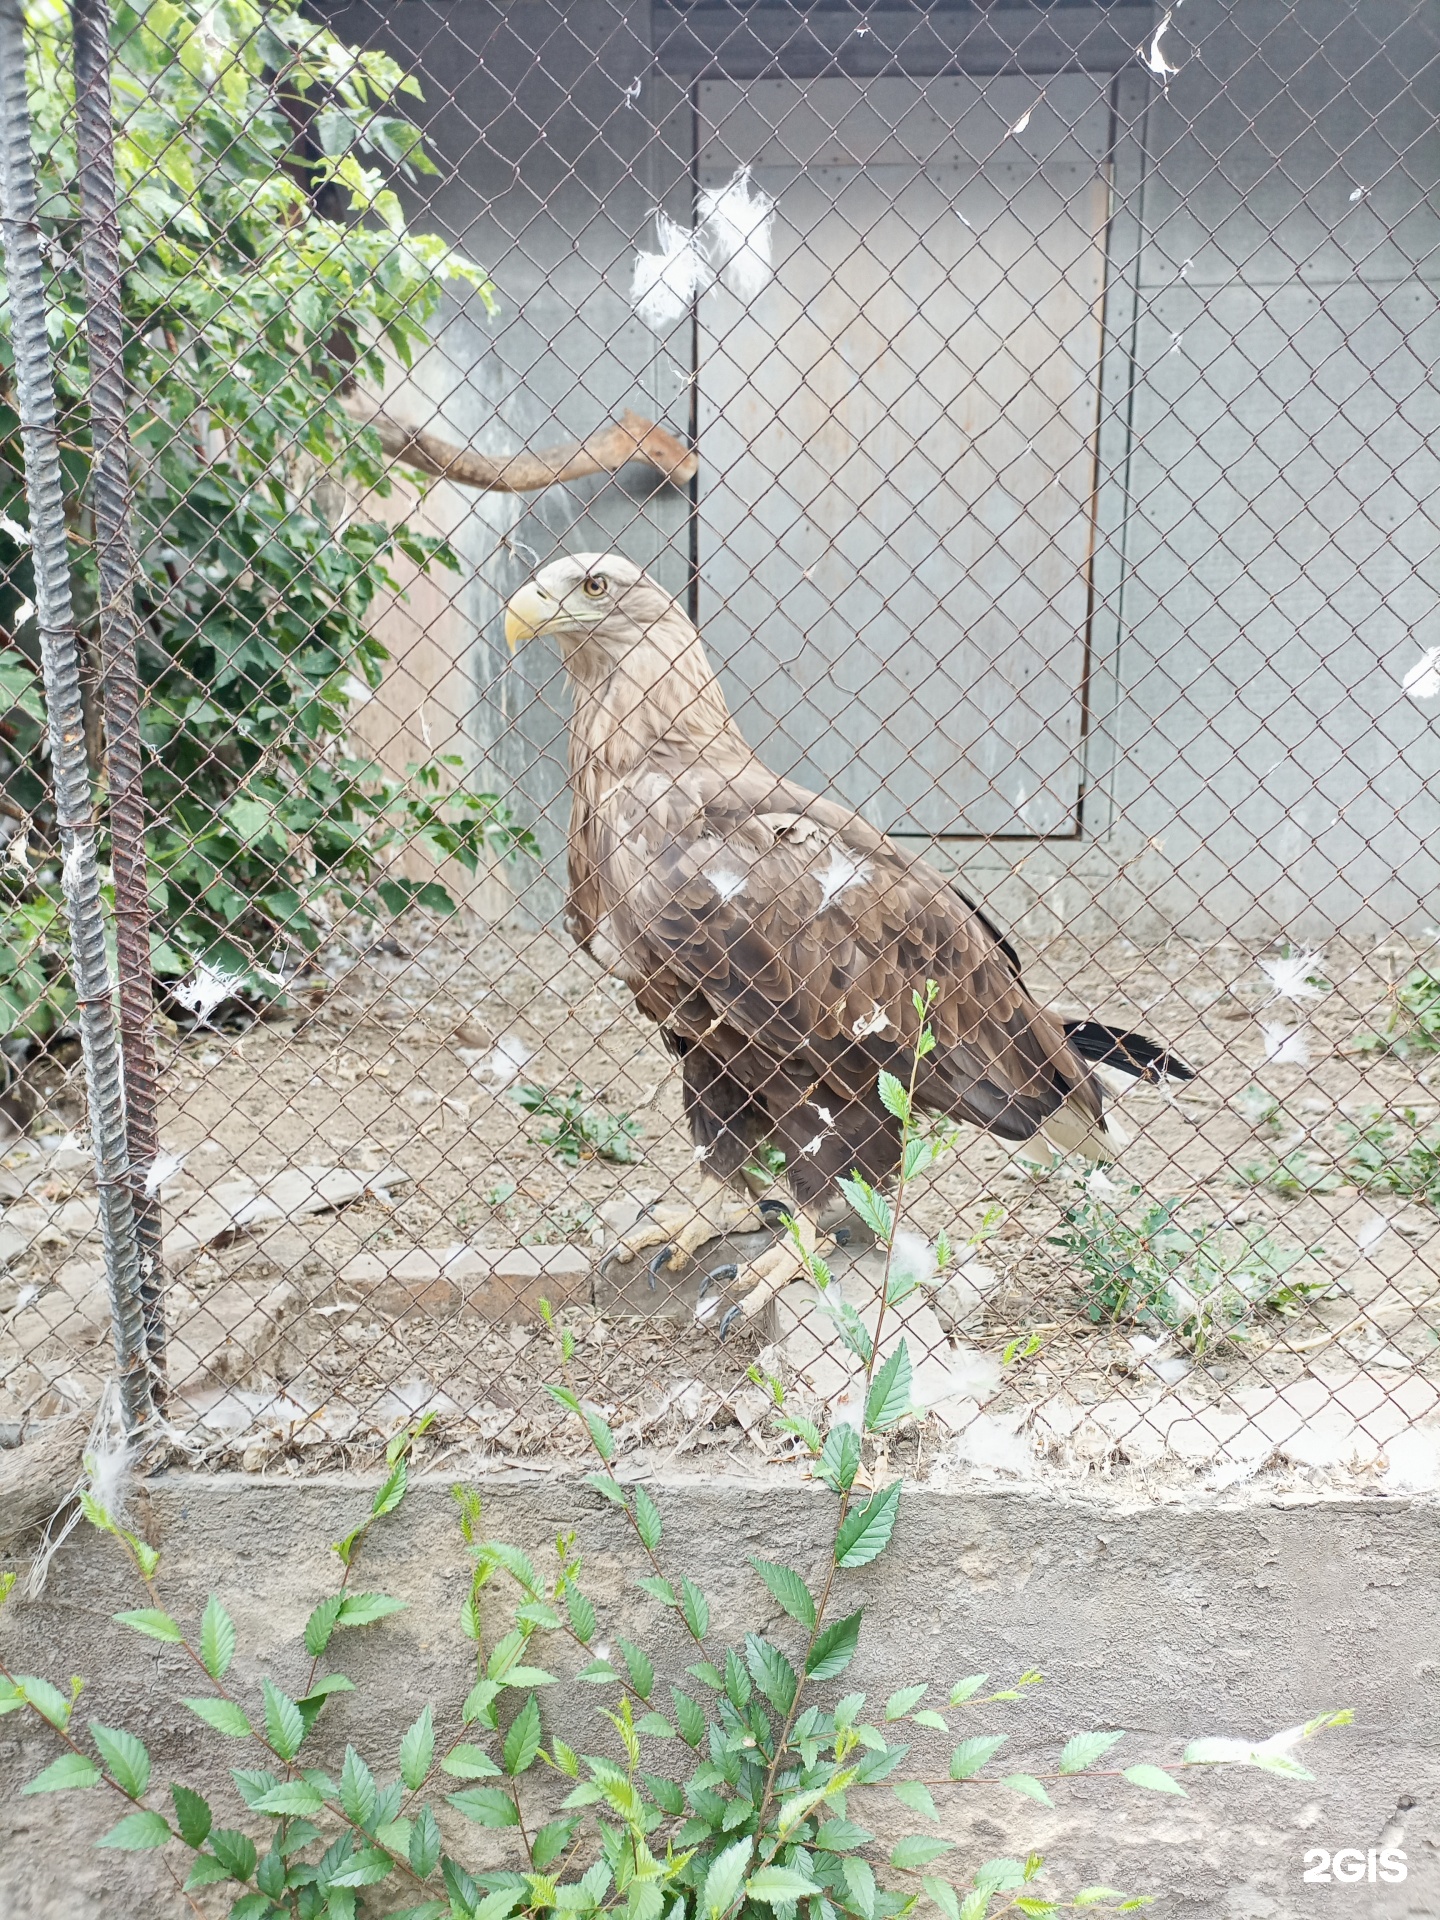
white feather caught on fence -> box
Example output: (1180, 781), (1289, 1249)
(696, 166), (774, 299)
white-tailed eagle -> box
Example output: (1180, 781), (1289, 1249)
(505, 554), (1190, 1311)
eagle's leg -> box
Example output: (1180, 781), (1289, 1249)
(608, 1174), (769, 1273)
(735, 1208), (819, 1317)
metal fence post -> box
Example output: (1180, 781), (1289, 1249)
(71, 0), (166, 1400)
(0, 0), (155, 1435)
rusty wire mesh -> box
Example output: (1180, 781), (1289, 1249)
(1, 0), (1439, 1498)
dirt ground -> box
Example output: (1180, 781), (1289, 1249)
(2, 912), (1439, 1496)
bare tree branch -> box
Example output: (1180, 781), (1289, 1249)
(342, 396), (699, 492)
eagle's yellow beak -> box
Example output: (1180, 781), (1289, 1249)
(504, 581), (555, 653)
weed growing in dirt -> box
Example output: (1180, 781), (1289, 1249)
(0, 1003), (1350, 1918)
(1338, 1107), (1440, 1209)
(1050, 1185), (1332, 1354)
(1353, 967), (1440, 1060)
(515, 1085), (642, 1166)
(1234, 1151), (1342, 1198)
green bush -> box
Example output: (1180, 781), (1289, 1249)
(0, 1028), (1348, 1919)
(0, 0), (531, 1035)
(1049, 1183), (1332, 1355)
(1354, 967), (1440, 1060)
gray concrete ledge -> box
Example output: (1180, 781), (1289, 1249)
(1, 1472), (1435, 1919)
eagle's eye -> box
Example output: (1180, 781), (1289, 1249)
(581, 574), (608, 600)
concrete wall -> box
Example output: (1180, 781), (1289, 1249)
(0, 1472), (1435, 1919)
(313, 0), (1440, 941)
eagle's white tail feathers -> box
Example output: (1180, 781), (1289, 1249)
(1041, 1095), (1118, 1162)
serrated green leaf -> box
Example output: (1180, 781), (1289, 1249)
(338, 1592), (408, 1629)
(679, 1576), (710, 1641)
(183, 1855), (234, 1891)
(500, 1694), (541, 1777)
(891, 1838), (954, 1870)
(1121, 1764), (1186, 1796)
(921, 1877), (960, 1920)
(170, 1782), (212, 1847)
(15, 1676), (70, 1728)
(972, 1858), (1026, 1894)
(97, 1810), (171, 1850)
(618, 1640), (655, 1700)
(999, 1774), (1052, 1806)
(184, 1697), (252, 1738)
(865, 1345), (913, 1433)
(818, 1423), (861, 1493)
(90, 1722), (151, 1798)
(836, 1175), (894, 1243)
(876, 1070), (912, 1122)
(843, 1855), (877, 1920)
(229, 1769), (280, 1812)
(400, 1705), (435, 1789)
(531, 1815), (582, 1869)
(545, 1383), (582, 1416)
(448, 1785), (521, 1827)
(566, 1587), (597, 1643)
(815, 1818), (874, 1851)
(636, 1575), (676, 1605)
(749, 1559), (816, 1629)
(633, 1486), (663, 1551)
(747, 1868), (823, 1903)
(636, 1712), (675, 1738)
(22, 1753), (100, 1794)
(744, 1635), (798, 1713)
(835, 1482), (901, 1568)
(371, 1459), (408, 1518)
(200, 1596), (236, 1680)
(642, 1772), (685, 1815)
(262, 1681), (303, 1762)
(114, 1606), (184, 1644)
(409, 1803), (442, 1877)
(328, 1845), (395, 1886)
(671, 1688), (706, 1747)
(304, 1595), (343, 1657)
(1073, 1891), (1133, 1908)
(296, 1672), (355, 1734)
(583, 1473), (629, 1509)
(949, 1735), (1007, 1780)
(209, 1827), (257, 1880)
(887, 1685), (928, 1721)
(700, 1837), (752, 1919)
(948, 1674), (989, 1704)
(807, 1608), (863, 1680)
(1058, 1731), (1124, 1775)
(892, 1779), (938, 1821)
(582, 1408), (615, 1462)
(442, 1742), (501, 1779)
(777, 1784), (837, 1834)
(252, 1781), (325, 1817)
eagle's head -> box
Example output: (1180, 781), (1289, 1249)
(504, 553), (684, 681)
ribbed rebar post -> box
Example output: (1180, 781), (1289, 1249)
(71, 0), (165, 1401)
(0, 0), (154, 1435)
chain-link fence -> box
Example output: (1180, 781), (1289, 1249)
(1, 0), (1439, 1500)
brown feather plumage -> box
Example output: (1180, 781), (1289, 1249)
(511, 553), (1164, 1211)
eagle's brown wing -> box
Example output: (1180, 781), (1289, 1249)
(585, 750), (1102, 1149)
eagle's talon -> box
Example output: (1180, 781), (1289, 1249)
(717, 1305), (743, 1340)
(757, 1198), (789, 1224)
(704, 1262), (738, 1290)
